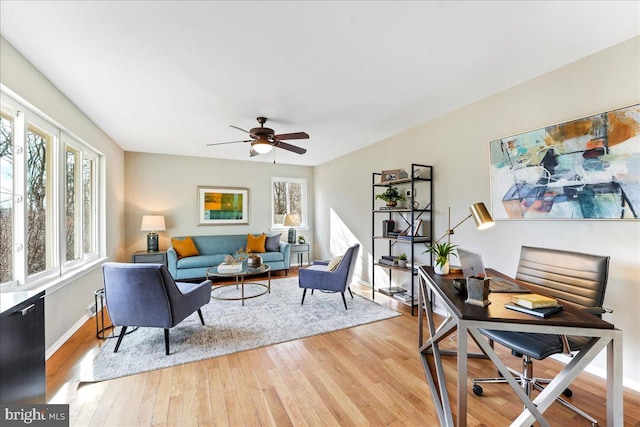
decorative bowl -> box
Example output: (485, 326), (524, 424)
(247, 255), (263, 268)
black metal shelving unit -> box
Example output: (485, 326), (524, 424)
(371, 164), (433, 315)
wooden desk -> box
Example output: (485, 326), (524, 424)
(417, 266), (622, 427)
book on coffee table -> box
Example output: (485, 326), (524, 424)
(217, 263), (243, 273)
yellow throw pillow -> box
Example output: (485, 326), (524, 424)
(246, 233), (267, 253)
(327, 256), (343, 271)
(171, 236), (199, 259)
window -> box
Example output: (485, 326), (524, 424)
(0, 112), (14, 283)
(271, 177), (307, 229)
(1, 92), (102, 286)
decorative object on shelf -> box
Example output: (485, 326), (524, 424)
(490, 103), (640, 220)
(375, 187), (405, 207)
(413, 168), (421, 178)
(435, 202), (494, 243)
(140, 215), (166, 252)
(424, 242), (458, 275)
(382, 219), (395, 237)
(283, 214), (300, 243)
(465, 276), (491, 306)
(410, 200), (420, 209)
(397, 253), (407, 268)
(297, 235), (305, 244)
(381, 169), (402, 182)
(197, 186), (249, 225)
(247, 254), (263, 268)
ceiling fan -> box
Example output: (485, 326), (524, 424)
(207, 117), (309, 157)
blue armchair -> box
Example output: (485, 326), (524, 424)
(102, 262), (211, 355)
(299, 244), (360, 309)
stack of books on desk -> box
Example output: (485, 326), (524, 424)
(506, 294), (563, 318)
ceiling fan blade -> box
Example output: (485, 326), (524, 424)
(230, 125), (251, 134)
(206, 139), (251, 146)
(273, 132), (309, 140)
(249, 148), (259, 157)
(275, 141), (307, 154)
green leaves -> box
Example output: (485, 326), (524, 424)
(424, 242), (458, 268)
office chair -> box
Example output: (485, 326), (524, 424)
(472, 246), (610, 427)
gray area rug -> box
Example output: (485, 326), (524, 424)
(81, 277), (400, 382)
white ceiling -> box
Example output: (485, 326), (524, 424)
(1, 1), (639, 166)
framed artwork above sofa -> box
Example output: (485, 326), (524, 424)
(197, 186), (249, 225)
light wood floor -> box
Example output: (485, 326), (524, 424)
(47, 268), (640, 426)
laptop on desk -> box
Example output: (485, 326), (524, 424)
(457, 248), (530, 293)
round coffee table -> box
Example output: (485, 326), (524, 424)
(206, 264), (271, 306)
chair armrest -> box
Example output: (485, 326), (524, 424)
(167, 247), (178, 277)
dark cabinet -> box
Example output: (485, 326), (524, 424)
(0, 290), (46, 404)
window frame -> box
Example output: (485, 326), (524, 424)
(0, 90), (103, 288)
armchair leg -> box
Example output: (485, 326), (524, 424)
(301, 288), (307, 305)
(341, 292), (348, 310)
(197, 308), (205, 325)
(114, 326), (128, 353)
(348, 287), (353, 298)
(164, 329), (170, 355)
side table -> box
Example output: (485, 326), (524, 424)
(131, 249), (168, 267)
(94, 288), (138, 339)
(289, 243), (310, 267)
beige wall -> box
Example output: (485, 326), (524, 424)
(124, 152), (314, 257)
(315, 36), (640, 386)
(0, 37), (126, 350)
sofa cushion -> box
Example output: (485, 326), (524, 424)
(265, 233), (282, 252)
(171, 236), (199, 258)
(177, 254), (228, 269)
(246, 233), (266, 253)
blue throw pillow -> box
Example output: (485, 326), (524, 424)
(265, 234), (282, 252)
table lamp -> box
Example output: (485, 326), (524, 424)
(141, 215), (166, 252)
(435, 202), (495, 243)
(283, 214), (300, 243)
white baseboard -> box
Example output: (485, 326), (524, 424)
(46, 314), (91, 360)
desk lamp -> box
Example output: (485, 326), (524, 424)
(435, 202), (495, 243)
(141, 215), (166, 252)
(283, 214), (300, 243)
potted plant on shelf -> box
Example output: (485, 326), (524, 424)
(424, 242), (458, 275)
(397, 253), (407, 268)
(375, 187), (406, 207)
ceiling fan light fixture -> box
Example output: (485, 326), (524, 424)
(252, 139), (273, 154)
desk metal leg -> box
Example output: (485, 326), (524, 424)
(457, 325), (468, 427)
(607, 330), (623, 426)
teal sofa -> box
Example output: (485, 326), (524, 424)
(167, 234), (290, 280)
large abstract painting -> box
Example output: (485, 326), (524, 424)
(198, 186), (249, 225)
(490, 104), (640, 220)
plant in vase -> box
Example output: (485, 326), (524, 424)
(375, 187), (405, 208)
(397, 253), (408, 268)
(424, 242), (458, 275)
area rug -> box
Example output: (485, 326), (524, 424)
(81, 277), (400, 382)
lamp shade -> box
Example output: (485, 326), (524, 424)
(283, 214), (301, 226)
(140, 215), (166, 232)
(469, 202), (494, 230)
(252, 139), (273, 154)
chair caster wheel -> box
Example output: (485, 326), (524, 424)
(563, 388), (573, 398)
(473, 384), (483, 396)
